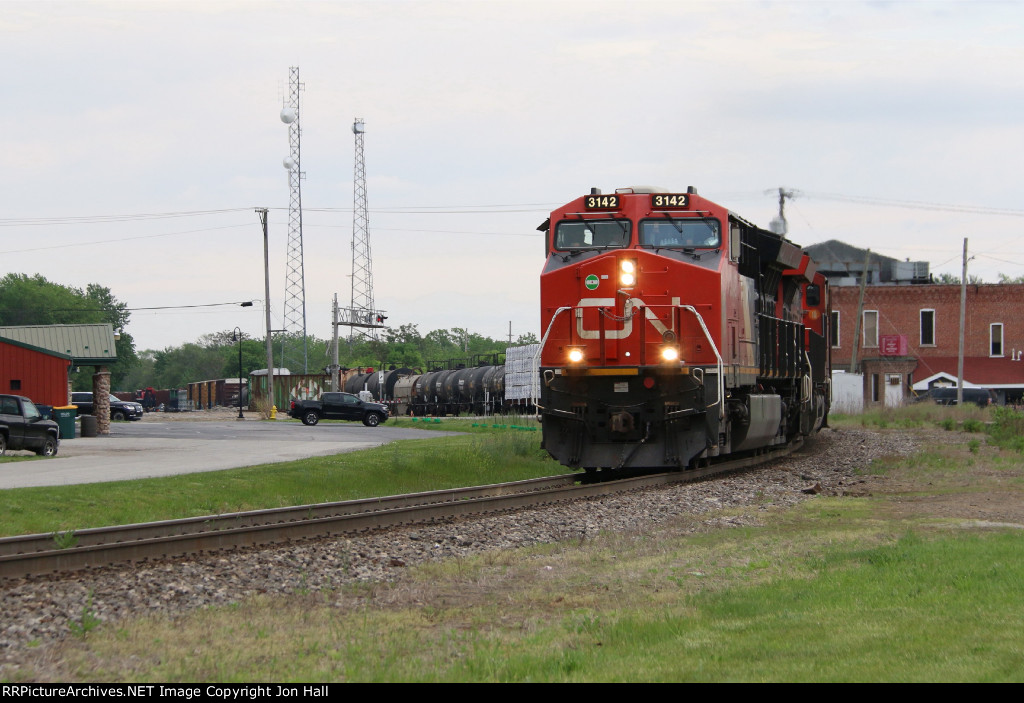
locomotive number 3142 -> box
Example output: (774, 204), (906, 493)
(584, 194), (620, 209)
(651, 194), (689, 208)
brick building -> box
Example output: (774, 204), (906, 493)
(830, 283), (1024, 405)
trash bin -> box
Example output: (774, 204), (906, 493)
(53, 406), (77, 440)
(80, 414), (98, 438)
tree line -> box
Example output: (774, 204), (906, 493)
(0, 273), (539, 392)
(121, 324), (539, 392)
(0, 273), (138, 391)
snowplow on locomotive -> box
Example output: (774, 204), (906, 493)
(537, 186), (830, 471)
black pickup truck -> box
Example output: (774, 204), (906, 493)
(288, 392), (389, 427)
(0, 394), (60, 456)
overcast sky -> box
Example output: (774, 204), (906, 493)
(1, 0), (1021, 361)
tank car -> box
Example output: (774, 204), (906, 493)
(537, 186), (830, 471)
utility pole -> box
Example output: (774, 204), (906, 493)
(957, 238), (968, 406)
(849, 249), (872, 373)
(330, 294), (340, 392)
(257, 208), (274, 410)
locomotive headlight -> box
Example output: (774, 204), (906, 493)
(661, 346), (680, 362)
(567, 347), (585, 364)
(619, 259), (637, 287)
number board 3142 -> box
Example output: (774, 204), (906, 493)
(584, 194), (620, 209)
(651, 194), (689, 208)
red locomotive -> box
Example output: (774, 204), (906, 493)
(537, 186), (830, 471)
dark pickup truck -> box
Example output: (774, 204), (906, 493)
(289, 392), (389, 427)
(0, 394), (60, 456)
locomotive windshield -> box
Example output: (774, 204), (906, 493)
(640, 218), (720, 249)
(554, 220), (631, 251)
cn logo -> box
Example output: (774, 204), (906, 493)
(574, 297), (678, 340)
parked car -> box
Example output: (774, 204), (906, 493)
(71, 392), (144, 421)
(288, 392), (389, 427)
(0, 394), (60, 456)
(911, 386), (996, 408)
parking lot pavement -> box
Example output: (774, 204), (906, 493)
(0, 417), (461, 489)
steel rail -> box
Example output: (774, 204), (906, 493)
(0, 474), (578, 559)
(0, 439), (801, 581)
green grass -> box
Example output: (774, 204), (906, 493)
(0, 454), (45, 464)
(36, 500), (1024, 682)
(388, 416), (542, 432)
(987, 407), (1024, 452)
(830, 402), (990, 431)
(862, 448), (978, 478)
(0, 426), (558, 537)
(8, 416), (1024, 681)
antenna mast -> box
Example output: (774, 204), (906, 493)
(339, 118), (386, 341)
(280, 66), (308, 372)
(768, 186), (798, 235)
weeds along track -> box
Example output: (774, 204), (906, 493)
(0, 440), (803, 581)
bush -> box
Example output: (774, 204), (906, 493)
(251, 396), (275, 420)
(987, 407), (1024, 452)
(961, 419), (984, 433)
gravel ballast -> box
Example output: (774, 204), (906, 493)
(0, 426), (919, 663)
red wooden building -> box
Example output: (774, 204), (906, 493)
(0, 336), (72, 407)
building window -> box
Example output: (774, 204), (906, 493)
(830, 311), (840, 348)
(9, 380), (21, 391)
(920, 309), (935, 346)
(863, 310), (879, 348)
(991, 323), (1004, 357)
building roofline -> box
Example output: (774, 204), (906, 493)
(0, 336), (74, 361)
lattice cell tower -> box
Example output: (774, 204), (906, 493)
(280, 66), (308, 372)
(339, 118), (386, 341)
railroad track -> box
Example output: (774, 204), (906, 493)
(0, 439), (801, 581)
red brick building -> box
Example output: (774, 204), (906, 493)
(830, 283), (1024, 404)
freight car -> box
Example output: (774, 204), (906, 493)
(344, 346), (538, 418)
(346, 364), (508, 417)
(536, 186), (830, 471)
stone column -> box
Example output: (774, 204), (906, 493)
(92, 367), (111, 435)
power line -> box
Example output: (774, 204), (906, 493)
(974, 252), (1024, 267)
(306, 202), (560, 212)
(0, 224), (253, 254)
(0, 203), (557, 227)
(0, 300), (257, 314)
(3, 191), (1024, 225)
(303, 224), (538, 237)
(0, 222), (539, 256)
(803, 191), (1024, 217)
(0, 208), (254, 226)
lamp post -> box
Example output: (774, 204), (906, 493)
(232, 327), (244, 419)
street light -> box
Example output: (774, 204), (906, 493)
(232, 327), (244, 420)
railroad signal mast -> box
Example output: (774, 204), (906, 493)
(338, 118), (387, 342)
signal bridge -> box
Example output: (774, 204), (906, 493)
(336, 306), (388, 331)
